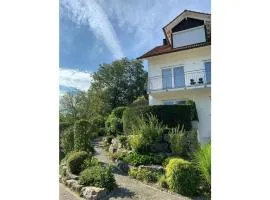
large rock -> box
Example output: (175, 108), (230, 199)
(80, 187), (108, 200)
(149, 143), (170, 153)
(65, 179), (78, 188)
(71, 182), (84, 193)
(138, 165), (164, 173)
(66, 170), (79, 180)
(115, 159), (129, 173)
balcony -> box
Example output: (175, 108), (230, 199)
(148, 69), (211, 92)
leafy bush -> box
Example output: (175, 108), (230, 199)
(158, 175), (169, 189)
(162, 156), (182, 167)
(74, 120), (95, 153)
(105, 107), (126, 136)
(81, 157), (100, 170)
(186, 100), (199, 121)
(129, 114), (165, 153)
(128, 167), (160, 183)
(169, 126), (199, 159)
(120, 151), (166, 166)
(67, 151), (91, 175)
(118, 135), (130, 149)
(194, 143), (211, 195)
(166, 158), (200, 196)
(60, 126), (74, 154)
(123, 105), (193, 135)
(79, 166), (116, 191)
(59, 121), (73, 135)
(89, 115), (105, 137)
(129, 96), (148, 107)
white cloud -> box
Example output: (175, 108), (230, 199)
(59, 68), (92, 91)
(61, 0), (124, 59)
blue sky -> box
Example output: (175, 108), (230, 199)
(60, 0), (210, 95)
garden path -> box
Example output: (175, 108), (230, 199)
(93, 138), (191, 200)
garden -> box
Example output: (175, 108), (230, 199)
(59, 58), (211, 199)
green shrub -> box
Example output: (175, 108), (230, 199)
(105, 107), (126, 136)
(169, 126), (199, 159)
(79, 166), (116, 191)
(59, 121), (73, 135)
(74, 120), (94, 153)
(81, 157), (100, 170)
(158, 175), (169, 189)
(120, 151), (166, 166)
(129, 114), (165, 153)
(118, 135), (130, 149)
(89, 115), (105, 137)
(67, 151), (91, 175)
(162, 156), (182, 167)
(129, 96), (148, 107)
(60, 126), (74, 154)
(123, 105), (193, 134)
(128, 167), (160, 183)
(166, 158), (200, 196)
(194, 144), (211, 197)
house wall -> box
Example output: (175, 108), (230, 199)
(147, 46), (211, 143)
(148, 45), (210, 78)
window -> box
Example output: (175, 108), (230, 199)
(163, 99), (187, 105)
(162, 66), (185, 89)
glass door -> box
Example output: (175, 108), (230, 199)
(162, 68), (172, 89)
(174, 66), (185, 88)
(205, 62), (211, 84)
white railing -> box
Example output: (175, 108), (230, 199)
(148, 69), (211, 92)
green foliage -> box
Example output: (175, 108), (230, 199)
(118, 135), (129, 149)
(158, 175), (169, 189)
(74, 120), (95, 153)
(129, 114), (165, 153)
(67, 151), (91, 175)
(162, 156), (182, 167)
(89, 115), (105, 137)
(60, 126), (74, 154)
(59, 121), (73, 134)
(105, 107), (126, 136)
(91, 58), (147, 109)
(79, 166), (116, 191)
(129, 96), (148, 107)
(123, 105), (193, 135)
(166, 158), (200, 196)
(194, 143), (211, 185)
(120, 152), (166, 166)
(128, 167), (161, 183)
(169, 126), (199, 159)
(186, 100), (199, 121)
(81, 157), (100, 170)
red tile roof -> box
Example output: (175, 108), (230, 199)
(137, 41), (211, 59)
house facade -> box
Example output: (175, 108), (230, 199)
(138, 10), (211, 144)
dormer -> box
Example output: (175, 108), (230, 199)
(163, 10), (211, 48)
(137, 10), (211, 59)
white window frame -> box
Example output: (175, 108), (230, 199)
(161, 65), (185, 89)
(163, 99), (187, 105)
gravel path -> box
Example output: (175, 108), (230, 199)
(59, 183), (83, 200)
(93, 139), (191, 200)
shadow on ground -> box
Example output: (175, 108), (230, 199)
(104, 186), (136, 199)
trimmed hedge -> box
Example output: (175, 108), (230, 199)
(128, 167), (160, 183)
(123, 105), (194, 134)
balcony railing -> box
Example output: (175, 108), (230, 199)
(148, 69), (211, 92)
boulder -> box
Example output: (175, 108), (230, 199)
(138, 165), (164, 173)
(71, 183), (84, 193)
(149, 143), (170, 153)
(80, 187), (108, 200)
(65, 180), (78, 188)
(115, 159), (129, 173)
(66, 170), (79, 180)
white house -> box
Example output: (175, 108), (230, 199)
(138, 10), (211, 144)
